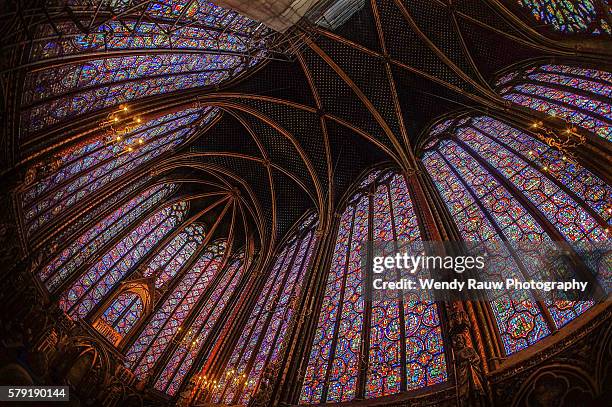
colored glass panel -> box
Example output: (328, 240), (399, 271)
(126, 241), (226, 379)
(39, 183), (175, 292)
(22, 107), (215, 236)
(301, 172), (447, 403)
(143, 223), (206, 288)
(157, 253), (247, 396)
(423, 148), (551, 353)
(59, 201), (188, 319)
(24, 1), (269, 134)
(515, 1), (609, 34)
(498, 65), (612, 142)
(97, 291), (144, 341)
(216, 216), (318, 405)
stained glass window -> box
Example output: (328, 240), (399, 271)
(33, 175), (150, 250)
(59, 201), (188, 319)
(300, 172), (447, 403)
(497, 64), (612, 142)
(422, 115), (608, 354)
(125, 240), (228, 381)
(95, 291), (144, 345)
(22, 107), (216, 237)
(142, 223), (206, 288)
(155, 252), (247, 396)
(22, 1), (270, 134)
(39, 183), (176, 292)
(212, 214), (318, 405)
(513, 1), (610, 34)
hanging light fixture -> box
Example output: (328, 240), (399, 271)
(100, 105), (147, 155)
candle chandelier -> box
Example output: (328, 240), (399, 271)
(100, 104), (147, 155)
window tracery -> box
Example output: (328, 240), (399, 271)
(59, 201), (188, 319)
(422, 115), (608, 354)
(213, 214), (318, 405)
(300, 172), (447, 403)
(22, 107), (216, 236)
(23, 0), (270, 134)
(497, 64), (612, 142)
(513, 1), (610, 34)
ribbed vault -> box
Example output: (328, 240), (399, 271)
(0, 0), (611, 405)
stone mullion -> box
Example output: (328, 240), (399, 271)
(244, 232), (314, 404)
(474, 125), (609, 229)
(188, 253), (263, 390)
(404, 169), (480, 382)
(438, 150), (559, 337)
(144, 249), (233, 383)
(26, 148), (172, 249)
(155, 253), (240, 392)
(83, 194), (229, 328)
(228, 239), (302, 404)
(42, 181), (165, 291)
(454, 137), (605, 297)
(321, 205), (356, 401)
(123, 198), (232, 358)
(25, 122), (192, 233)
(519, 75), (612, 106)
(509, 87), (611, 128)
(176, 255), (264, 398)
(385, 182), (408, 392)
(110, 295), (140, 330)
(35, 175), (172, 265)
(356, 189), (374, 400)
(119, 247), (214, 355)
(211, 249), (290, 403)
(103, 197), (220, 350)
(417, 157), (504, 368)
(480, 110), (612, 191)
(51, 196), (182, 300)
(257, 232), (314, 387)
(198, 256), (271, 403)
(80, 207), (195, 323)
(175, 256), (260, 401)
(275, 219), (338, 405)
(24, 67), (231, 110)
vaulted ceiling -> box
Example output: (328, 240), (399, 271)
(2, 0), (610, 254)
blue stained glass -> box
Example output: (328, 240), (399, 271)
(39, 183), (176, 292)
(516, 1), (609, 34)
(23, 1), (270, 135)
(215, 215), (318, 405)
(126, 241), (227, 379)
(22, 107), (216, 236)
(498, 64), (612, 142)
(300, 171), (447, 404)
(59, 201), (188, 319)
(423, 113), (605, 350)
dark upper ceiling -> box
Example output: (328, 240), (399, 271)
(2, 0), (610, 254)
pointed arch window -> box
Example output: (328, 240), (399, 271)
(100, 292), (144, 339)
(40, 175), (151, 253)
(23, 1), (269, 133)
(213, 214), (318, 405)
(300, 172), (447, 404)
(512, 1), (610, 34)
(59, 201), (188, 319)
(22, 107), (216, 237)
(39, 183), (176, 292)
(422, 115), (608, 354)
(142, 223), (207, 288)
(124, 240), (234, 384)
(93, 290), (146, 346)
(496, 64), (612, 142)
(155, 252), (247, 395)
